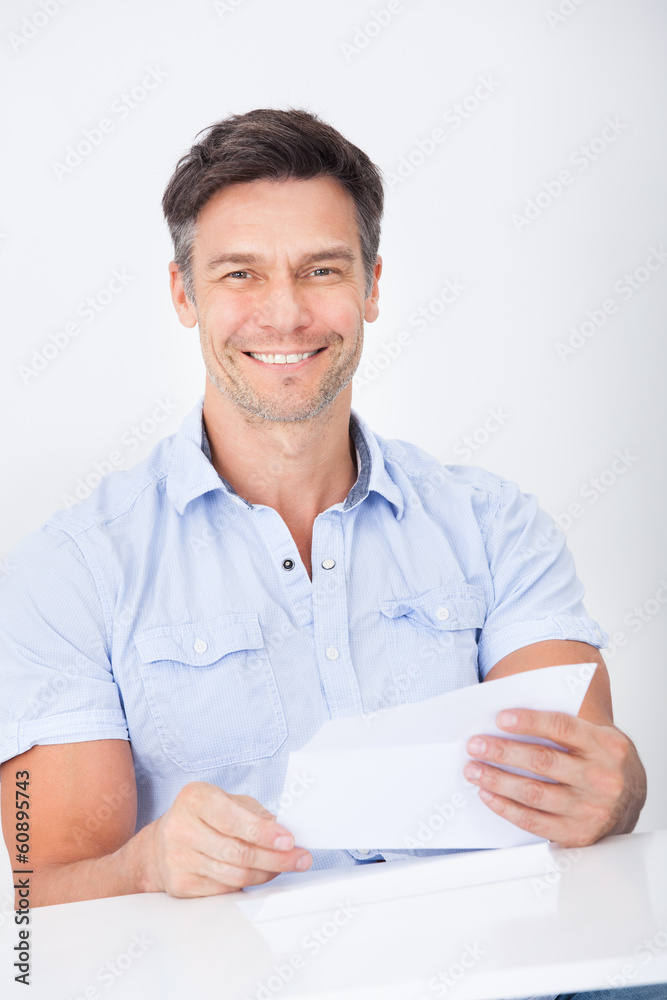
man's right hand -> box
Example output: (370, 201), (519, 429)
(0, 740), (311, 907)
(145, 782), (312, 897)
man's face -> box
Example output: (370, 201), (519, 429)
(171, 176), (381, 423)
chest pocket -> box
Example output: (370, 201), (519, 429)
(134, 614), (287, 771)
(379, 584), (487, 705)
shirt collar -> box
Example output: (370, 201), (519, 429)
(166, 396), (405, 519)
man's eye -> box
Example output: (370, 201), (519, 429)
(311, 268), (334, 276)
(225, 271), (250, 279)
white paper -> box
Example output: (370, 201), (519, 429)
(276, 662), (596, 849)
(237, 840), (557, 922)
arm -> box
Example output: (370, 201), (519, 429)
(1, 740), (311, 907)
(464, 639), (647, 846)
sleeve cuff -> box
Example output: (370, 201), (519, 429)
(478, 615), (609, 679)
(1, 710), (129, 763)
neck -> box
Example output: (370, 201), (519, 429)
(201, 381), (358, 523)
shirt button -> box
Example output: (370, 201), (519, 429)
(325, 646), (339, 660)
(322, 558), (336, 570)
(357, 849), (371, 856)
(193, 639), (208, 653)
(282, 558), (295, 571)
(436, 607), (450, 621)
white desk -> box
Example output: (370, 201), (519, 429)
(1, 831), (666, 999)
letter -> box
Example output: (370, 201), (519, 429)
(372, 7), (391, 27)
(388, 0), (403, 11)
(384, 170), (404, 191)
(647, 244), (667, 266)
(40, 0), (59, 14)
(97, 965), (115, 987)
(511, 212), (531, 234)
(110, 98), (130, 120)
(14, 912), (29, 925)
(19, 17), (38, 39)
(656, 579), (667, 603)
(408, 311), (428, 333)
(336, 899), (358, 920)
(432, 127), (445, 144)
(291, 952), (305, 971)
(119, 430), (139, 452)
(443, 108), (462, 130)
(555, 340), (576, 361)
(603, 297), (618, 314)
(623, 611), (643, 634)
(428, 977), (447, 997)
(476, 73), (500, 95)
(585, 306), (607, 328)
(559, 168), (574, 186)
(452, 441), (472, 461)
(76, 301), (96, 323)
(18, 930), (29, 940)
(580, 482), (599, 504)
(570, 147), (589, 172)
(613, 278), (633, 301)
(274, 962), (294, 983)
(615, 447), (638, 468)
(546, 9), (566, 26)
(543, 176), (563, 199)
(603, 115), (628, 137)
(397, 330), (412, 346)
(352, 25), (370, 48)
(381, 339), (402, 360)
(52, 160), (71, 180)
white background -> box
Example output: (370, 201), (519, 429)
(0, 0), (665, 905)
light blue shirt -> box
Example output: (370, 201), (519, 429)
(0, 396), (607, 874)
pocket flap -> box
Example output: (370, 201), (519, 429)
(133, 615), (264, 666)
(379, 584), (486, 630)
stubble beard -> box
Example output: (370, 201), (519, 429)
(198, 315), (364, 423)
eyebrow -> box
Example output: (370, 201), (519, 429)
(205, 245), (357, 272)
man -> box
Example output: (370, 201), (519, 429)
(0, 105), (655, 999)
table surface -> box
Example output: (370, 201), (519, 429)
(1, 830), (666, 1000)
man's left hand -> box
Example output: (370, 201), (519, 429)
(463, 709), (647, 847)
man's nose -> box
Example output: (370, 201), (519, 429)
(252, 277), (312, 334)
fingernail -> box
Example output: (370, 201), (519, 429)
(479, 789), (494, 803)
(296, 854), (312, 871)
(273, 835), (294, 850)
(498, 711), (518, 728)
(465, 762), (482, 781)
(467, 737), (486, 754)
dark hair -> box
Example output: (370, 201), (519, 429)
(162, 108), (384, 300)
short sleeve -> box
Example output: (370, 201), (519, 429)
(0, 526), (129, 764)
(476, 478), (609, 678)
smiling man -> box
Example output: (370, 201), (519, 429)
(0, 110), (650, 992)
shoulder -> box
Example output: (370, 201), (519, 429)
(373, 427), (510, 528)
(46, 433), (176, 540)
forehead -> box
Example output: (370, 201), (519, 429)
(195, 176), (360, 249)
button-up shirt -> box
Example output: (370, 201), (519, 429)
(0, 396), (607, 876)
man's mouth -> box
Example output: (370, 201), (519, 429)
(243, 347), (325, 365)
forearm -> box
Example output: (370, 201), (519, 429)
(26, 820), (158, 908)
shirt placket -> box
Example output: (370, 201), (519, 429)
(310, 509), (364, 719)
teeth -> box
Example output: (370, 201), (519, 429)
(248, 350), (319, 365)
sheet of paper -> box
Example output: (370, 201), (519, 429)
(236, 840), (557, 923)
(276, 662), (596, 850)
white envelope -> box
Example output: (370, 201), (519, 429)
(276, 662), (596, 850)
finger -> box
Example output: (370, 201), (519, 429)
(493, 709), (597, 752)
(464, 760), (578, 814)
(197, 854), (284, 890)
(465, 734), (583, 784)
(183, 783), (297, 851)
(474, 786), (567, 842)
(201, 830), (312, 876)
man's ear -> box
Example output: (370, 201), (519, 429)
(364, 255), (382, 323)
(169, 262), (198, 328)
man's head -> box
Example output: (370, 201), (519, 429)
(162, 109), (384, 423)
